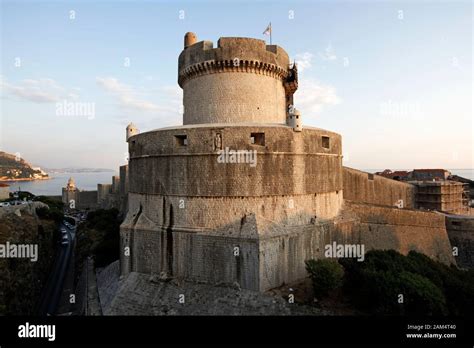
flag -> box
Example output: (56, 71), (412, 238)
(263, 23), (272, 36)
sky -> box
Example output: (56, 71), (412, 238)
(0, 0), (472, 171)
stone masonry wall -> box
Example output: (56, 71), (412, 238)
(183, 73), (286, 125)
(445, 215), (474, 268)
(343, 167), (416, 208)
(345, 202), (454, 265)
(129, 125), (343, 197)
(120, 190), (344, 291)
(178, 37), (290, 125)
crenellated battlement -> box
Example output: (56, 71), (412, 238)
(178, 37), (290, 85)
(178, 33), (295, 125)
(178, 59), (288, 87)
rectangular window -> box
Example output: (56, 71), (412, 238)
(250, 132), (265, 146)
(174, 134), (188, 146)
(322, 136), (330, 149)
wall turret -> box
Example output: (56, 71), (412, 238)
(126, 123), (139, 142)
(184, 32), (197, 48)
(288, 107), (302, 132)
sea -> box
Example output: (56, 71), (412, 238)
(3, 169), (473, 197)
(450, 169), (474, 180)
(4, 171), (118, 196)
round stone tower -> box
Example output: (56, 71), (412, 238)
(179, 33), (296, 125)
(121, 33), (344, 292)
(62, 177), (78, 210)
(66, 177), (76, 190)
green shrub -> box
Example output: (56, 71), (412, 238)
(35, 206), (63, 224)
(35, 206), (50, 219)
(405, 251), (474, 316)
(398, 271), (447, 315)
(93, 238), (119, 268)
(339, 250), (474, 315)
(34, 196), (64, 211)
(305, 259), (344, 298)
(77, 208), (121, 269)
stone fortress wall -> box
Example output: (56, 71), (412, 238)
(62, 170), (128, 213)
(343, 166), (417, 208)
(118, 32), (472, 293)
(179, 37), (290, 125)
(128, 125), (342, 203)
(62, 186), (98, 210)
(344, 202), (454, 265)
(123, 124), (345, 291)
(121, 33), (347, 291)
(445, 214), (474, 268)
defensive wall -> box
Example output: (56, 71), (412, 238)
(445, 214), (474, 268)
(344, 201), (455, 265)
(118, 33), (467, 293)
(343, 167), (416, 208)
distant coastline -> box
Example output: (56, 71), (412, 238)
(0, 176), (51, 183)
(45, 168), (115, 174)
(0, 169), (115, 183)
(4, 171), (119, 196)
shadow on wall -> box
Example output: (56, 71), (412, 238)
(445, 215), (474, 268)
(118, 197), (456, 293)
(344, 201), (455, 266)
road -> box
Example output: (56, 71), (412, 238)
(37, 221), (76, 315)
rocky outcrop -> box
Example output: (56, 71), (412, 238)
(0, 151), (49, 181)
(0, 202), (56, 314)
(99, 262), (329, 316)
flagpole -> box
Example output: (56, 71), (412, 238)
(270, 22), (272, 45)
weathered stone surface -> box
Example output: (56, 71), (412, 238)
(96, 260), (120, 314)
(129, 125), (343, 197)
(0, 202), (56, 315)
(343, 167), (416, 208)
(178, 37), (290, 125)
(104, 271), (329, 316)
(118, 34), (462, 297)
(345, 202), (455, 265)
(445, 214), (474, 268)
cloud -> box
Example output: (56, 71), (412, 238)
(294, 78), (341, 116)
(319, 44), (337, 61)
(96, 77), (182, 127)
(294, 52), (314, 72)
(96, 77), (180, 113)
(97, 77), (158, 111)
(96, 77), (131, 95)
(0, 77), (73, 103)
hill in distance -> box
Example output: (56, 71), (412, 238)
(0, 151), (49, 181)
